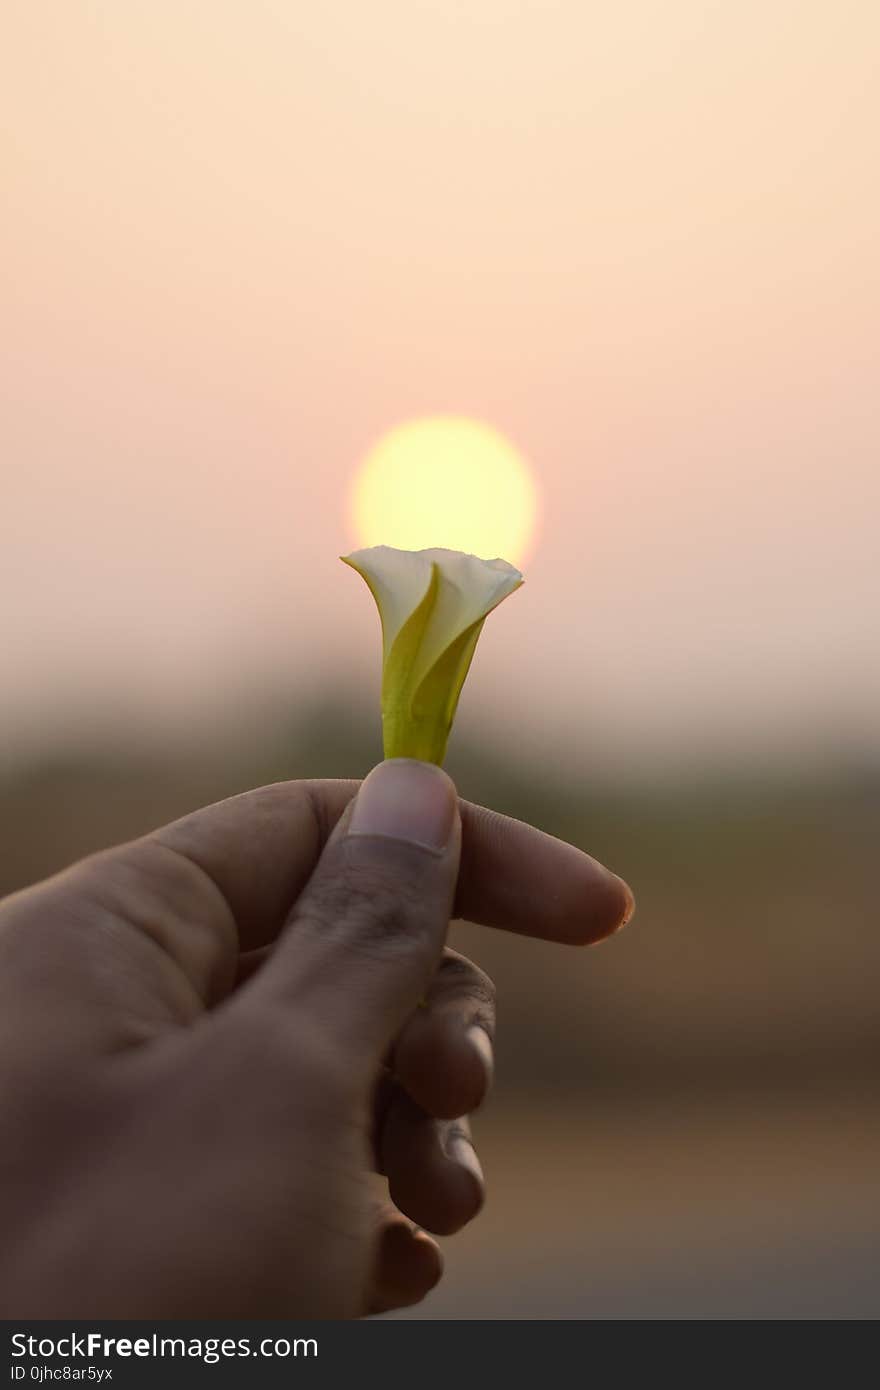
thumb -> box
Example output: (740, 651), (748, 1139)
(239, 758), (461, 1075)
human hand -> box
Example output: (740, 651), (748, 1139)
(0, 759), (633, 1318)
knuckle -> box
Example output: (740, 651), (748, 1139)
(436, 952), (496, 1011)
(444, 1117), (473, 1147)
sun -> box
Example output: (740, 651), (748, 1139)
(350, 415), (538, 564)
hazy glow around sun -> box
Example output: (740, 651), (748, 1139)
(350, 416), (538, 564)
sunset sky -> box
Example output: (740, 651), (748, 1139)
(3, 2), (878, 772)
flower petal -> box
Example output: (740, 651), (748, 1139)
(405, 548), (522, 693)
(341, 546), (435, 665)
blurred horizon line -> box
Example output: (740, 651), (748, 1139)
(2, 679), (878, 794)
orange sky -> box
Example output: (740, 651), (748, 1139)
(2, 2), (878, 771)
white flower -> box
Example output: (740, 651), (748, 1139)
(342, 546), (523, 764)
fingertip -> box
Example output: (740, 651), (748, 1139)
(370, 1221), (444, 1314)
(599, 871), (636, 939)
(382, 1103), (486, 1237)
(465, 1024), (495, 1096)
(349, 759), (459, 855)
(428, 1131), (485, 1235)
(445, 1132), (485, 1206)
(570, 860), (637, 945)
(409, 1227), (445, 1293)
(395, 1018), (493, 1119)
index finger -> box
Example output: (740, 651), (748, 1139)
(156, 778), (633, 952)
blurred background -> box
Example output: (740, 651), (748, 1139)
(3, 2), (879, 1317)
